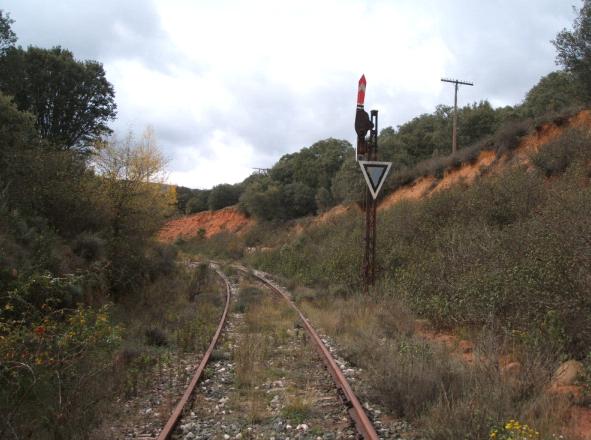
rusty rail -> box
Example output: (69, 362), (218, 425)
(156, 263), (231, 440)
(235, 265), (379, 440)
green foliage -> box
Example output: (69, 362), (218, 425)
(239, 176), (284, 221)
(380, 101), (504, 166)
(0, 46), (116, 152)
(282, 181), (315, 218)
(521, 70), (585, 117)
(331, 154), (365, 204)
(531, 126), (591, 175)
(315, 187), (332, 212)
(0, 272), (121, 438)
(0, 25), (199, 440)
(249, 127), (591, 357)
(270, 138), (350, 190)
(208, 183), (242, 211)
(0, 10), (16, 56)
(185, 189), (210, 214)
(240, 139), (351, 220)
(553, 0), (591, 102)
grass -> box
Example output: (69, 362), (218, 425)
(300, 293), (572, 439)
(187, 111), (591, 438)
(95, 263), (225, 429)
(282, 394), (312, 424)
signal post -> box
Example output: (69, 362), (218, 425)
(355, 75), (391, 291)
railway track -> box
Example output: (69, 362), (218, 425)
(156, 262), (379, 440)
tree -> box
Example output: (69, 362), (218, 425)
(269, 138), (351, 192)
(0, 92), (105, 235)
(0, 46), (116, 152)
(185, 190), (210, 214)
(0, 10), (16, 55)
(208, 183), (243, 211)
(457, 101), (498, 147)
(521, 71), (585, 117)
(239, 177), (284, 221)
(553, 0), (591, 101)
(315, 187), (333, 212)
(282, 182), (316, 218)
(331, 155), (365, 205)
(93, 128), (174, 294)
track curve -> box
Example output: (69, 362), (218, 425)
(157, 262), (379, 440)
(156, 263), (231, 440)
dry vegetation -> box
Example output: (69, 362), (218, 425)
(300, 294), (573, 439)
(181, 119), (591, 438)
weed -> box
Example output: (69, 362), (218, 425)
(282, 395), (312, 424)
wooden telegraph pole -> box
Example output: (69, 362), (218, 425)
(441, 78), (474, 154)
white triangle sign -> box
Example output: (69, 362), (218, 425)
(359, 161), (392, 199)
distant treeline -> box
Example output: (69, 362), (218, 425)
(178, 69), (586, 221)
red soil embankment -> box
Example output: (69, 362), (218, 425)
(379, 110), (591, 210)
(158, 206), (253, 243)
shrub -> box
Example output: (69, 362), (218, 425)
(531, 127), (591, 176)
(144, 327), (168, 346)
(73, 232), (105, 262)
(0, 292), (121, 438)
(494, 119), (532, 152)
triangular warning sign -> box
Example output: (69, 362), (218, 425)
(359, 161), (392, 199)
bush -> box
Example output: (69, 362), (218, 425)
(0, 287), (121, 438)
(531, 127), (591, 176)
(494, 119), (531, 153)
(208, 183), (243, 211)
(144, 327), (168, 346)
(73, 232), (106, 262)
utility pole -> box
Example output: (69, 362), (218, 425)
(441, 78), (473, 154)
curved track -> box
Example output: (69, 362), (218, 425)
(157, 263), (231, 440)
(157, 262), (379, 440)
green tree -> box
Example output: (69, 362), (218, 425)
(270, 138), (350, 192)
(315, 187), (333, 212)
(331, 154), (365, 204)
(282, 182), (316, 218)
(239, 177), (284, 221)
(553, 0), (591, 101)
(521, 70), (585, 117)
(0, 92), (101, 235)
(208, 183), (242, 211)
(186, 190), (210, 214)
(457, 101), (498, 147)
(0, 46), (116, 152)
(0, 10), (16, 55)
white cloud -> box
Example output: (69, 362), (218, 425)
(3, 0), (577, 188)
(168, 130), (257, 188)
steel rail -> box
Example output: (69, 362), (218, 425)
(156, 263), (231, 440)
(235, 265), (379, 440)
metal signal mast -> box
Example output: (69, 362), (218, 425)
(441, 78), (474, 154)
(355, 75), (391, 291)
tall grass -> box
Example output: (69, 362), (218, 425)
(249, 126), (591, 357)
(301, 295), (571, 439)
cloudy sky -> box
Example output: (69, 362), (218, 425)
(3, 0), (578, 189)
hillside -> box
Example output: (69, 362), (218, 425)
(163, 109), (591, 241)
(174, 110), (591, 439)
(158, 206), (253, 242)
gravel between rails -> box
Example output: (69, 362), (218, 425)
(172, 268), (415, 440)
(173, 272), (356, 439)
